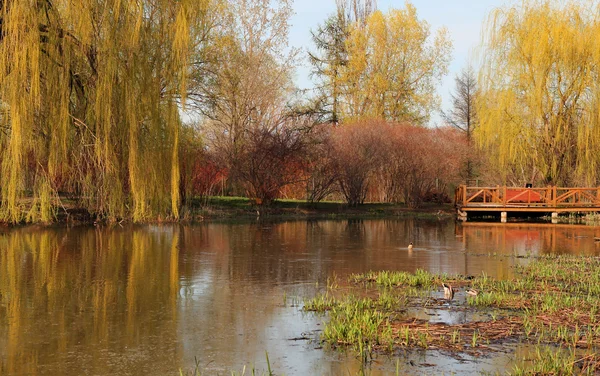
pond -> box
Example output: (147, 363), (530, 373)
(1, 219), (600, 375)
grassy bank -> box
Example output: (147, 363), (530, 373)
(184, 196), (453, 222)
(305, 256), (600, 374)
(1, 196), (452, 226)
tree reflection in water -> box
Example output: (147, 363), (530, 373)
(1, 220), (599, 375)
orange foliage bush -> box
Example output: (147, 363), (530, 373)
(329, 120), (465, 207)
(179, 133), (226, 202)
(235, 118), (311, 205)
(200, 117), (466, 207)
(329, 121), (386, 206)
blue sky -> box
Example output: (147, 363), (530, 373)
(289, 0), (505, 125)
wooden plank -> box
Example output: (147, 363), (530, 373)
(457, 185), (600, 215)
(578, 190), (599, 204)
(461, 222), (600, 230)
(465, 189), (485, 203)
(506, 188), (544, 203)
(461, 207), (600, 213)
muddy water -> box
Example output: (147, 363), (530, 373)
(1, 219), (600, 375)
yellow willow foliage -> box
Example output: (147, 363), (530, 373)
(0, 0), (212, 223)
(341, 3), (452, 124)
(477, 0), (600, 186)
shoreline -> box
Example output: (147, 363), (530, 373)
(0, 197), (456, 228)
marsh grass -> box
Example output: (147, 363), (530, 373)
(508, 347), (600, 376)
(181, 352), (275, 376)
(307, 256), (600, 373)
(512, 347), (575, 375)
(351, 269), (437, 289)
(303, 294), (336, 312)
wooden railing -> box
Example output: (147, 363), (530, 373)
(455, 185), (600, 208)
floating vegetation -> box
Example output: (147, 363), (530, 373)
(305, 255), (600, 373)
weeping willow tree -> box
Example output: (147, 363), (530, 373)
(0, 0), (212, 223)
(476, 0), (600, 186)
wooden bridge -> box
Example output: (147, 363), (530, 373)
(455, 185), (600, 221)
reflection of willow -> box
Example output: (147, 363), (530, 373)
(0, 226), (180, 374)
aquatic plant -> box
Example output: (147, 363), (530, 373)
(180, 353), (275, 376)
(351, 269), (437, 289)
(306, 255), (600, 371)
(303, 294), (336, 312)
(511, 347), (578, 376)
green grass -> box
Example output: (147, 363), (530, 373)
(181, 352), (275, 376)
(13, 194), (451, 226)
(304, 294), (337, 312)
(188, 196), (451, 221)
(305, 256), (600, 373)
(197, 196), (255, 209)
(351, 269), (439, 291)
(511, 347), (580, 376)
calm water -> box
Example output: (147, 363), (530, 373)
(1, 219), (600, 375)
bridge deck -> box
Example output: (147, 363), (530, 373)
(455, 185), (600, 216)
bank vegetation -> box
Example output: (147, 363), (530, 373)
(305, 256), (600, 374)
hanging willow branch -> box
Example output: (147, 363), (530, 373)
(0, 0), (212, 223)
(476, 0), (600, 186)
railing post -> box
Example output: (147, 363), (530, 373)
(463, 184), (467, 205)
(502, 186), (507, 206)
(552, 186), (557, 207)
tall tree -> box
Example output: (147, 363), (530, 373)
(477, 0), (600, 186)
(340, 3), (452, 124)
(308, 12), (348, 124)
(337, 0), (377, 25)
(188, 0), (298, 194)
(0, 0), (212, 223)
(308, 0), (376, 124)
(442, 65), (478, 179)
(443, 66), (478, 140)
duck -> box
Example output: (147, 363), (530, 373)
(442, 283), (454, 299)
(466, 288), (479, 297)
(408, 242), (413, 251)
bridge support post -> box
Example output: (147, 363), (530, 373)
(552, 212), (559, 224)
(501, 211), (507, 223)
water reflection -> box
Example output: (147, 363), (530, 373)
(459, 222), (600, 256)
(0, 226), (181, 375)
(0, 220), (599, 375)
